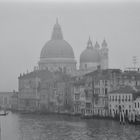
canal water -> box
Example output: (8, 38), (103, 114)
(1, 112), (140, 140)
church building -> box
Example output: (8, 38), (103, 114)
(39, 19), (109, 74)
(38, 19), (77, 74)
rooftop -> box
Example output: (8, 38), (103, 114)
(109, 86), (136, 94)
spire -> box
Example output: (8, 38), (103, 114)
(87, 36), (93, 49)
(51, 18), (63, 40)
(102, 39), (107, 48)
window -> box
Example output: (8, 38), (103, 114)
(115, 96), (117, 101)
(135, 102), (137, 108)
(122, 96), (124, 102)
(112, 96), (114, 101)
(105, 88), (108, 95)
(105, 80), (108, 86)
(125, 96), (127, 102)
(119, 95), (121, 102)
(75, 94), (80, 100)
(136, 81), (138, 86)
(128, 95), (131, 101)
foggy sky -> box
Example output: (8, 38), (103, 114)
(0, 1), (140, 91)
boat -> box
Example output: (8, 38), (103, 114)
(0, 109), (9, 116)
(0, 112), (8, 116)
(80, 113), (93, 119)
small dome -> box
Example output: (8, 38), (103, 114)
(80, 37), (100, 63)
(80, 48), (100, 63)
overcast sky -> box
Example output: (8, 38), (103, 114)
(0, 0), (140, 91)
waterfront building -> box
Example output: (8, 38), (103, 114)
(83, 74), (93, 116)
(38, 19), (76, 75)
(11, 91), (18, 111)
(84, 68), (122, 117)
(73, 76), (86, 115)
(0, 92), (13, 109)
(18, 68), (73, 113)
(92, 71), (110, 117)
(18, 69), (52, 111)
(72, 68), (122, 117)
(108, 86), (140, 117)
(134, 97), (140, 115)
(45, 73), (72, 113)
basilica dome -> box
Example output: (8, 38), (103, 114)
(80, 38), (100, 63)
(40, 19), (75, 59)
(40, 40), (74, 59)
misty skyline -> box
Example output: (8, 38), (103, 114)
(0, 1), (140, 91)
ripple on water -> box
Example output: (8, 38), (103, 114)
(2, 113), (140, 140)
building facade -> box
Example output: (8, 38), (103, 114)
(18, 69), (73, 113)
(0, 92), (13, 109)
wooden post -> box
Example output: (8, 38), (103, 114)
(119, 111), (122, 124)
(122, 111), (125, 124)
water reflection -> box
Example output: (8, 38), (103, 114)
(1, 112), (140, 140)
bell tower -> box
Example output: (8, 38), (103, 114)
(100, 39), (109, 69)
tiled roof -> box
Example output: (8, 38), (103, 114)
(86, 68), (121, 79)
(122, 71), (140, 79)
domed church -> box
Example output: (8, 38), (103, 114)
(38, 19), (77, 74)
(80, 37), (108, 72)
(38, 19), (108, 75)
